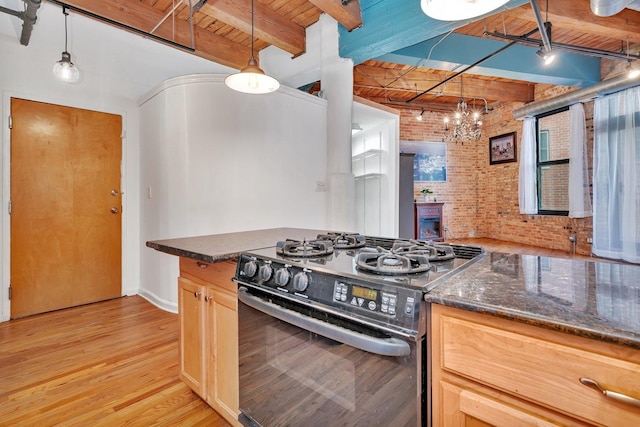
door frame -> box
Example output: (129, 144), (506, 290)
(1, 91), (129, 321)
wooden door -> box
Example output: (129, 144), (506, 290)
(10, 98), (122, 318)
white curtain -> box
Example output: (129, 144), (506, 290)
(568, 103), (592, 218)
(518, 117), (538, 214)
(593, 86), (640, 263)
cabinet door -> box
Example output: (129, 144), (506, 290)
(206, 287), (240, 422)
(178, 277), (206, 396)
(439, 381), (558, 427)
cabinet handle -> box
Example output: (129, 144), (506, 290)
(204, 296), (212, 302)
(193, 291), (201, 298)
(196, 261), (208, 269)
(580, 377), (640, 408)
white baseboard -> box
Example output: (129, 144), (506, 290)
(137, 289), (178, 314)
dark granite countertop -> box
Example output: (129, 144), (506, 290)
(146, 227), (329, 263)
(425, 252), (640, 350)
(149, 229), (640, 350)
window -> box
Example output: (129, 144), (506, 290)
(536, 108), (570, 215)
(538, 130), (549, 161)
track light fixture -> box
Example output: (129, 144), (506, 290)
(536, 49), (556, 65)
(628, 61), (640, 79)
(52, 6), (79, 83)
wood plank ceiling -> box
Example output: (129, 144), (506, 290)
(47, 0), (640, 111)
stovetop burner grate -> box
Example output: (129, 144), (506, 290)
(316, 232), (366, 249)
(392, 240), (456, 262)
(276, 239), (334, 258)
(356, 247), (431, 275)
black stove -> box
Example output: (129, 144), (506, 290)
(235, 232), (484, 336)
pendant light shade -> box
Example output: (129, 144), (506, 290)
(420, 0), (509, 21)
(53, 51), (80, 83)
(225, 0), (279, 94)
(53, 7), (79, 83)
(225, 57), (280, 94)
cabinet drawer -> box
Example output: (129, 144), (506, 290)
(180, 257), (237, 294)
(438, 310), (640, 426)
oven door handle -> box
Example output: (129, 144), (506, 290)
(238, 287), (411, 357)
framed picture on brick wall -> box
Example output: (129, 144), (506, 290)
(400, 141), (447, 182)
(489, 132), (517, 165)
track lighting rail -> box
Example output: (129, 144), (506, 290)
(47, 0), (195, 53)
(484, 30), (640, 61)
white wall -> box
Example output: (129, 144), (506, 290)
(0, 0), (233, 321)
(138, 75), (329, 312)
(352, 101), (400, 238)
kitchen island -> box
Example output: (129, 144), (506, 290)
(146, 227), (328, 427)
(425, 252), (640, 426)
(146, 227), (328, 263)
(148, 230), (640, 426)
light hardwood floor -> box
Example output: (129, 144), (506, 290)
(0, 239), (595, 426)
(0, 296), (230, 427)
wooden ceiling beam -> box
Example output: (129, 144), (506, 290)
(354, 64), (534, 103)
(199, 0), (306, 57)
(308, 0), (362, 31)
(503, 0), (640, 45)
(61, 0), (250, 69)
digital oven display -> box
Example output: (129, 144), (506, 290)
(351, 285), (377, 301)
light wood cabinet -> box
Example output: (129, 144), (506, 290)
(177, 277), (206, 396)
(431, 304), (640, 427)
(178, 257), (240, 427)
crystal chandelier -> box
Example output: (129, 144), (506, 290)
(442, 76), (485, 145)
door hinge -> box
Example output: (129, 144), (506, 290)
(8, 200), (11, 215)
(8, 286), (11, 300)
(8, 115), (12, 129)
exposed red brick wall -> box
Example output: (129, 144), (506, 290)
(399, 84), (594, 256)
(400, 109), (480, 239)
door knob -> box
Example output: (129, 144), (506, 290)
(111, 207), (118, 214)
(111, 190), (119, 196)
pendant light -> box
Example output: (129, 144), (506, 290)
(225, 0), (280, 94)
(420, 0), (509, 21)
(52, 6), (80, 83)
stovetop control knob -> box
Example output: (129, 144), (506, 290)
(258, 264), (273, 281)
(274, 268), (291, 287)
(243, 260), (258, 278)
(293, 271), (309, 292)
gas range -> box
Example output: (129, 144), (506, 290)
(235, 232), (484, 337)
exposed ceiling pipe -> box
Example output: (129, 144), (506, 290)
(513, 73), (640, 119)
(0, 0), (42, 46)
(0, 5), (23, 19)
(404, 28), (539, 104)
(20, 0), (41, 46)
(591, 0), (632, 16)
(484, 30), (640, 60)
(530, 0), (552, 53)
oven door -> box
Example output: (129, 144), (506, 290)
(237, 286), (423, 427)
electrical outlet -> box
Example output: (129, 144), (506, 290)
(569, 234), (577, 242)
(587, 237), (593, 244)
